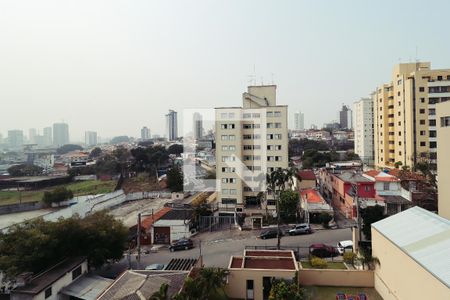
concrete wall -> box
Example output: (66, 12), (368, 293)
(372, 228), (450, 300)
(437, 100), (450, 220)
(0, 202), (43, 215)
(152, 219), (191, 243)
(298, 269), (374, 287)
(225, 268), (296, 300)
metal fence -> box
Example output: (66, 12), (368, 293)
(198, 215), (235, 232)
(244, 245), (347, 261)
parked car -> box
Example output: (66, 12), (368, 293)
(145, 263), (165, 270)
(336, 240), (354, 255)
(169, 238), (194, 252)
(309, 243), (339, 258)
(260, 228), (284, 239)
(288, 223), (313, 235)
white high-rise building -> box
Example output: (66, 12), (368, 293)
(53, 123), (69, 146)
(85, 131), (98, 147)
(294, 111), (305, 130)
(8, 130), (24, 150)
(28, 128), (37, 144)
(166, 110), (178, 141)
(141, 126), (150, 140)
(353, 96), (374, 165)
(43, 127), (52, 147)
(215, 85), (288, 214)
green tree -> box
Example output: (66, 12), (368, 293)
(167, 167), (183, 192)
(172, 267), (227, 300)
(7, 164), (44, 176)
(279, 190), (299, 223)
(56, 144), (83, 155)
(42, 186), (73, 206)
(360, 205), (385, 240)
(0, 211), (128, 278)
(89, 147), (102, 158)
(149, 283), (168, 300)
(266, 167), (296, 249)
(167, 144), (184, 156)
(269, 278), (304, 300)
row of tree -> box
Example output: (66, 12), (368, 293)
(0, 212), (128, 279)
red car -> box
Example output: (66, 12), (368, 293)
(309, 243), (339, 258)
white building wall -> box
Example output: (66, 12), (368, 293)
(353, 97), (374, 164)
(153, 219), (191, 243)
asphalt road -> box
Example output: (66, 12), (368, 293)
(97, 227), (351, 278)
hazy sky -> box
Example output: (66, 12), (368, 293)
(1, 0), (450, 142)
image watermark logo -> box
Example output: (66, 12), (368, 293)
(182, 108), (268, 193)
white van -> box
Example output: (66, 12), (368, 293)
(337, 240), (353, 255)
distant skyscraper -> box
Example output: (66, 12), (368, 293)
(339, 105), (353, 129)
(85, 131), (98, 147)
(28, 128), (37, 144)
(193, 112), (203, 140)
(141, 126), (150, 140)
(8, 130), (24, 149)
(354, 96), (374, 164)
(166, 110), (178, 141)
(53, 123), (69, 146)
(294, 111), (305, 130)
(43, 127), (52, 147)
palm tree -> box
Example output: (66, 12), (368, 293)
(149, 283), (169, 300)
(358, 249), (381, 270)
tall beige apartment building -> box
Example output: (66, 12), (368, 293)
(215, 85), (288, 213)
(437, 100), (450, 220)
(374, 62), (450, 169)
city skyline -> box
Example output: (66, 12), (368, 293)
(2, 1), (450, 139)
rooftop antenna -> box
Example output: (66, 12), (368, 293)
(271, 73), (275, 84)
(415, 46), (419, 62)
(260, 76), (264, 85)
(248, 65), (257, 85)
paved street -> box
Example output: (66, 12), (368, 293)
(97, 227), (351, 278)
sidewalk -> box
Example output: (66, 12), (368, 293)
(333, 209), (357, 229)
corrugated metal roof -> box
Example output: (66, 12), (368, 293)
(372, 207), (450, 288)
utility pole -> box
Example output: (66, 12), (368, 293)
(277, 190), (281, 250)
(354, 182), (362, 250)
(137, 213), (141, 269)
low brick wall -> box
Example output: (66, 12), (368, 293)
(299, 268), (374, 287)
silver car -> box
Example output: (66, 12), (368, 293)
(288, 223), (313, 235)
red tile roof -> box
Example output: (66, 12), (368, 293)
(297, 170), (316, 181)
(141, 207), (172, 229)
(229, 250), (297, 270)
(388, 169), (426, 181)
(364, 170), (380, 177)
(230, 257), (243, 268)
(246, 251), (292, 257)
(300, 189), (323, 203)
(244, 258), (296, 270)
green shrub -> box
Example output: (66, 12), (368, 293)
(343, 252), (356, 264)
(310, 256), (327, 269)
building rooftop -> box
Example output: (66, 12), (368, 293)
(159, 208), (194, 221)
(60, 275), (113, 300)
(141, 207), (172, 229)
(300, 189), (323, 203)
(296, 170), (316, 181)
(372, 207), (450, 288)
(365, 170), (400, 182)
(229, 250), (298, 271)
(97, 270), (188, 300)
(335, 172), (373, 183)
(12, 257), (86, 295)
